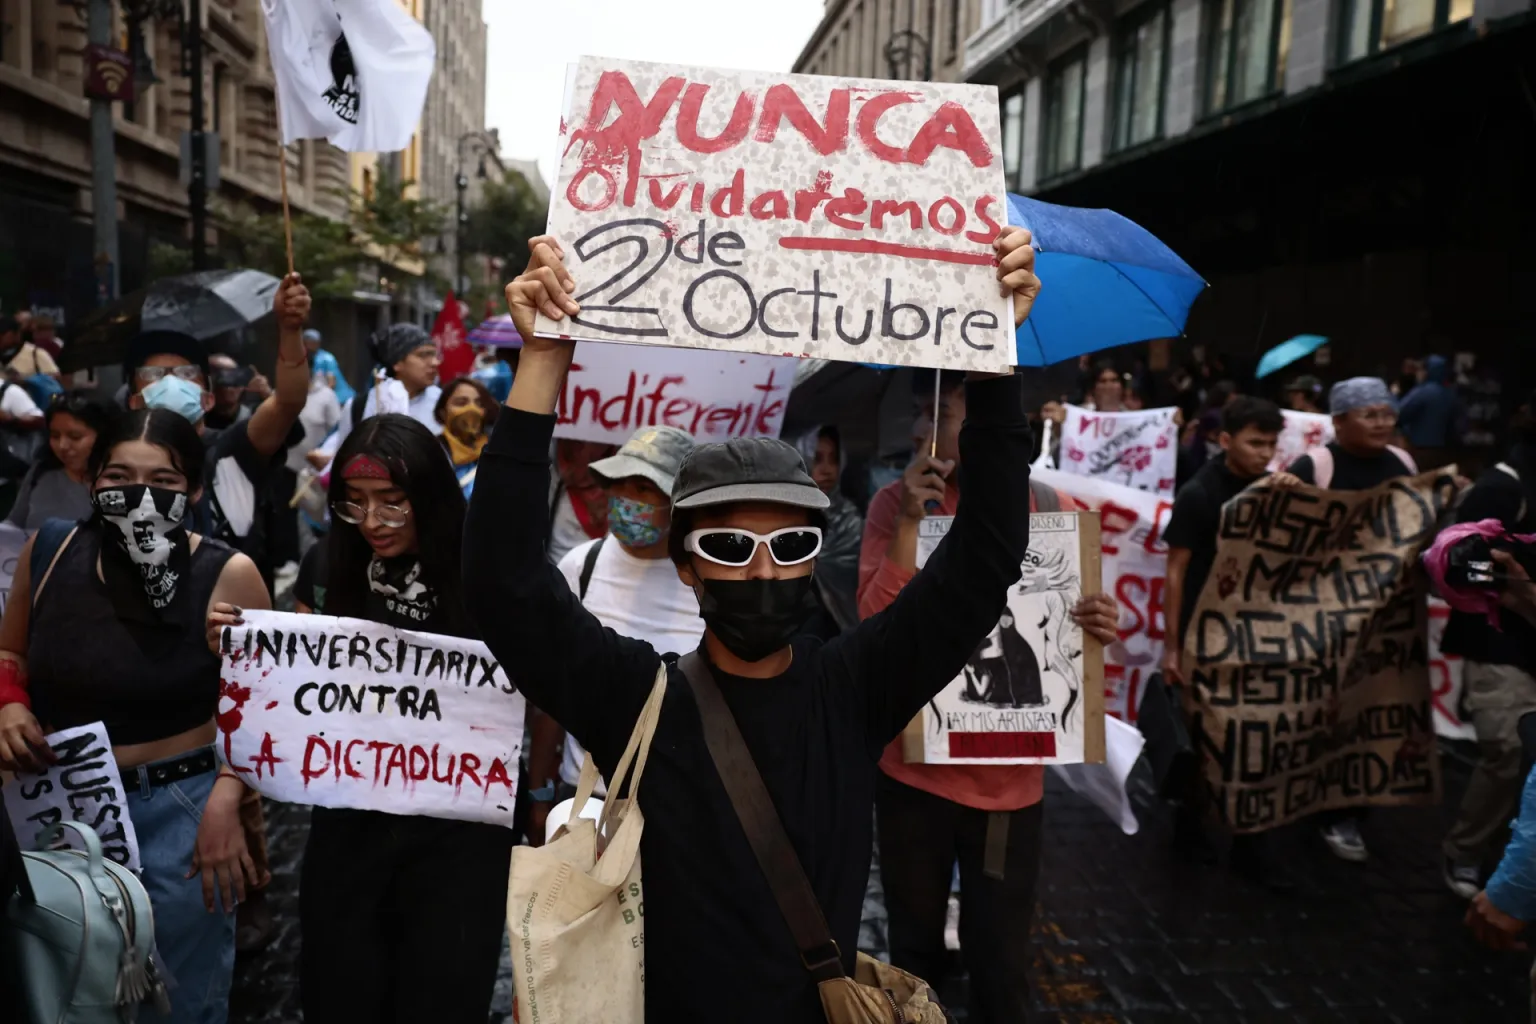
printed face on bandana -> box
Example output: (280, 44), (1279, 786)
(606, 477), (670, 551)
(93, 451), (193, 615)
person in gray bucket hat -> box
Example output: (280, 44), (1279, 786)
(466, 224), (1041, 1022)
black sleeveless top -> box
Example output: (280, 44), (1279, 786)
(29, 524), (236, 745)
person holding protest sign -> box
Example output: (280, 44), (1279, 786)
(1285, 375), (1326, 415)
(1280, 377), (1420, 863)
(796, 425), (864, 634)
(1086, 361), (1127, 412)
(434, 375), (499, 499)
(857, 367), (1119, 1021)
(0, 408), (272, 1024)
(524, 424), (702, 845)
(1161, 397), (1289, 883)
(468, 227), (1040, 1021)
(272, 412), (514, 1024)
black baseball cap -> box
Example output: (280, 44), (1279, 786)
(671, 437), (830, 511)
(126, 329), (211, 380)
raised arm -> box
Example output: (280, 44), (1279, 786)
(245, 273), (311, 457)
(463, 237), (659, 767)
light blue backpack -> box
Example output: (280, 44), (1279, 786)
(0, 820), (167, 1023)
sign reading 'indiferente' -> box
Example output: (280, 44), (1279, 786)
(537, 56), (1014, 373)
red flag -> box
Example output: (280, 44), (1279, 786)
(432, 291), (473, 382)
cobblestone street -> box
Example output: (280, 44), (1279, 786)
(231, 754), (1530, 1023)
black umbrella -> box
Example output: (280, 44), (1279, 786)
(62, 269), (280, 373)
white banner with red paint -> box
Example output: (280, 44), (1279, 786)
(553, 340), (794, 446)
(1058, 406), (1179, 496)
(1270, 410), (1334, 472)
(1427, 597), (1473, 741)
(217, 611), (526, 826)
(1033, 467), (1172, 723)
(537, 56), (1013, 372)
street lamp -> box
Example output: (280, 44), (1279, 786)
(455, 131), (496, 297)
(884, 29), (933, 82)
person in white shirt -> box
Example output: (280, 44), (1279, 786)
(309, 324), (442, 467)
(523, 424), (702, 844)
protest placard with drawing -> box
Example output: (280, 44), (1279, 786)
(1058, 406), (1179, 496)
(1184, 470), (1458, 832)
(553, 340), (794, 446)
(903, 511), (1105, 764)
(538, 55), (1012, 372)
(1270, 410), (1335, 472)
(217, 610), (526, 827)
(2, 722), (141, 870)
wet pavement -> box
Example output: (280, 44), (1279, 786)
(230, 749), (1530, 1023)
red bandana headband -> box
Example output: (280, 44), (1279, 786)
(342, 454), (393, 481)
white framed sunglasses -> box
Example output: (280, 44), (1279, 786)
(684, 526), (823, 568)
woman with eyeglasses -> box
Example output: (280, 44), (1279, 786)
(433, 375), (499, 499)
(6, 392), (116, 531)
(269, 413), (514, 1024)
(0, 408), (272, 1024)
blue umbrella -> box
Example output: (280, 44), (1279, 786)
(1006, 194), (1206, 367)
(1255, 334), (1329, 379)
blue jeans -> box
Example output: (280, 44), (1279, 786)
(128, 748), (236, 1024)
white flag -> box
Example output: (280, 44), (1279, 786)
(260, 0), (434, 154)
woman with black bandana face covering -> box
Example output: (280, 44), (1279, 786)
(252, 413), (514, 1024)
(0, 408), (272, 1024)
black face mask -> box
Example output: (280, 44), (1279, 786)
(696, 576), (819, 664)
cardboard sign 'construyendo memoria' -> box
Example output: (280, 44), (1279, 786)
(553, 340), (794, 446)
(218, 610), (526, 827)
(538, 56), (1013, 372)
(1184, 470), (1458, 832)
(904, 511), (1105, 765)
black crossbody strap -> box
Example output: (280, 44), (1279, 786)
(677, 651), (846, 984)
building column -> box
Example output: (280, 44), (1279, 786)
(1284, 0), (1333, 93)
(1081, 36), (1112, 170)
(1018, 76), (1044, 193)
(1474, 0), (1533, 23)
(1164, 0), (1203, 136)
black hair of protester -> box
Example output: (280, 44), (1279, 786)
(1221, 395), (1284, 436)
(88, 407), (206, 487)
(910, 367), (967, 399)
(37, 393), (119, 473)
(324, 413), (472, 636)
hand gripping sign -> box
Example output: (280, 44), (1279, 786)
(218, 610), (526, 826)
(537, 56), (1014, 373)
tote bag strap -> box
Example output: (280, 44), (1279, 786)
(678, 650), (846, 984)
(589, 661), (668, 841)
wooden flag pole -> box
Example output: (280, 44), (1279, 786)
(269, 79), (295, 276)
(929, 370), (941, 459)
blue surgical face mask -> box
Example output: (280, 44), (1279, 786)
(608, 495), (665, 549)
(141, 375), (206, 424)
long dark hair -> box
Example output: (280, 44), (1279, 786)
(39, 392), (117, 474)
(324, 414), (472, 637)
(88, 407), (206, 489)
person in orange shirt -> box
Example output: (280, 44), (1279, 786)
(859, 368), (1119, 1023)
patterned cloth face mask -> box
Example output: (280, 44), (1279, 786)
(607, 495), (666, 548)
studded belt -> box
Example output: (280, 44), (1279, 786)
(129, 748), (218, 789)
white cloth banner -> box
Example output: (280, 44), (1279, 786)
(260, 0), (435, 153)
(1270, 410), (1334, 472)
(218, 610), (525, 825)
(1058, 406), (1179, 496)
(1049, 716), (1146, 835)
(553, 341), (795, 446)
(538, 56), (1013, 372)
(1427, 597), (1473, 741)
(3, 723), (141, 871)
(1033, 467), (1171, 722)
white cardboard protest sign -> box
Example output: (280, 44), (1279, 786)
(218, 610), (526, 826)
(0, 522), (27, 618)
(538, 56), (1013, 373)
(1059, 406), (1179, 496)
(3, 722), (141, 871)
(1270, 410), (1334, 472)
(905, 511), (1104, 764)
(554, 340), (795, 446)
(1427, 597), (1473, 741)
(1031, 467), (1172, 722)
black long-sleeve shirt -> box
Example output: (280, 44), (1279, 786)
(464, 373), (1034, 1022)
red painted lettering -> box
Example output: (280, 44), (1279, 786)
(927, 197), (965, 236)
(344, 739), (366, 779)
(753, 84), (850, 154)
(383, 743), (408, 788)
(870, 199), (922, 230)
(430, 744), (456, 785)
(965, 195), (1003, 245)
(647, 177), (688, 210)
(855, 91), (919, 163)
(408, 745), (431, 782)
(300, 735), (331, 787)
(825, 188), (868, 230)
(456, 753), (483, 796)
(793, 170), (835, 222)
(906, 101), (994, 167)
(709, 169), (746, 217)
(675, 83), (755, 154)
(748, 189), (789, 219)
(484, 757), (516, 796)
(567, 71), (685, 207)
